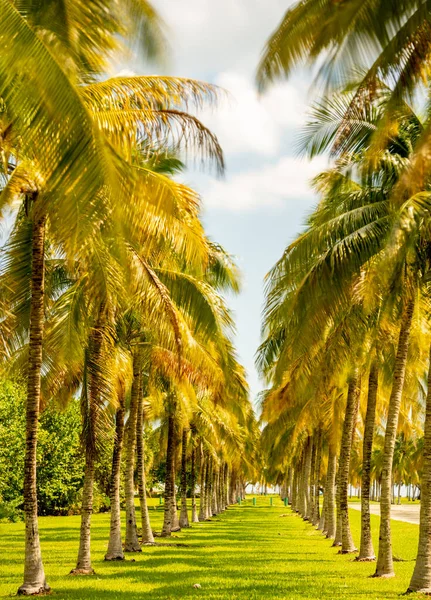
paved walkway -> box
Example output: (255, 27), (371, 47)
(349, 502), (420, 524)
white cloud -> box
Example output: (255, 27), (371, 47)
(152, 0), (292, 78)
(199, 71), (308, 157)
(203, 155), (328, 212)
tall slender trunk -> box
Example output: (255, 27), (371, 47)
(136, 383), (154, 545)
(171, 441), (180, 532)
(337, 374), (360, 553)
(291, 468), (298, 511)
(224, 464), (229, 509)
(230, 470), (237, 505)
(18, 213), (50, 596)
(358, 362), (378, 561)
(303, 437), (312, 520)
(205, 458), (213, 519)
(313, 429), (322, 526)
(124, 352), (142, 552)
(161, 412), (177, 536)
(408, 344), (431, 593)
(191, 445), (199, 523)
(374, 297), (415, 577)
(179, 429), (190, 528)
(333, 481), (342, 547)
(198, 452), (207, 521)
(72, 310), (106, 574)
(218, 468), (224, 508)
(318, 471), (326, 533)
(309, 436), (317, 523)
(288, 468), (293, 505)
(105, 395), (126, 560)
(211, 466), (218, 515)
(73, 454), (95, 573)
(325, 446), (337, 539)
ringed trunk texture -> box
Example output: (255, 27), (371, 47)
(105, 398), (126, 560)
(229, 471), (237, 505)
(72, 308), (106, 574)
(325, 447), (337, 539)
(303, 437), (312, 520)
(222, 464), (228, 510)
(313, 429), (322, 526)
(291, 468), (298, 511)
(297, 453), (306, 516)
(191, 446), (199, 523)
(357, 362), (378, 561)
(408, 344), (431, 593)
(136, 385), (154, 545)
(18, 213), (50, 596)
(161, 413), (177, 536)
(198, 453), (207, 521)
(205, 458), (213, 519)
(71, 454), (96, 574)
(179, 429), (190, 528)
(309, 436), (317, 523)
(288, 468), (293, 505)
(319, 478), (326, 533)
(374, 297), (415, 578)
(211, 467), (218, 515)
(124, 353), (142, 552)
(337, 374), (360, 554)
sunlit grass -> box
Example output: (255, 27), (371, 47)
(0, 495), (423, 599)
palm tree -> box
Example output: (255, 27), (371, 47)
(357, 360), (378, 561)
(408, 345), (431, 592)
(105, 366), (128, 560)
(1, 1), (225, 591)
(136, 373), (155, 546)
(179, 428), (191, 528)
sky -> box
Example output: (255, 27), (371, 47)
(129, 0), (327, 402)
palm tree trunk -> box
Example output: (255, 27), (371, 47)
(374, 297), (414, 577)
(296, 453), (304, 515)
(291, 468), (298, 511)
(198, 452), (207, 521)
(318, 474), (326, 533)
(333, 483), (342, 547)
(303, 437), (312, 520)
(309, 436), (317, 522)
(211, 466), (218, 515)
(171, 442), (180, 532)
(179, 428), (190, 528)
(136, 382), (154, 545)
(217, 469), (222, 513)
(191, 445), (199, 523)
(161, 412), (177, 536)
(313, 429), (322, 526)
(105, 396), (126, 560)
(18, 213), (50, 596)
(230, 470), (237, 505)
(72, 310), (106, 574)
(72, 453), (96, 574)
(338, 373), (360, 554)
(408, 344), (431, 593)
(124, 352), (142, 552)
(288, 468), (293, 505)
(325, 446), (337, 539)
(222, 464), (228, 510)
(205, 458), (213, 519)
(358, 361), (378, 561)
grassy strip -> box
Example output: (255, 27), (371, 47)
(0, 496), (423, 599)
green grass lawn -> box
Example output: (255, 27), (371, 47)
(0, 496), (424, 599)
